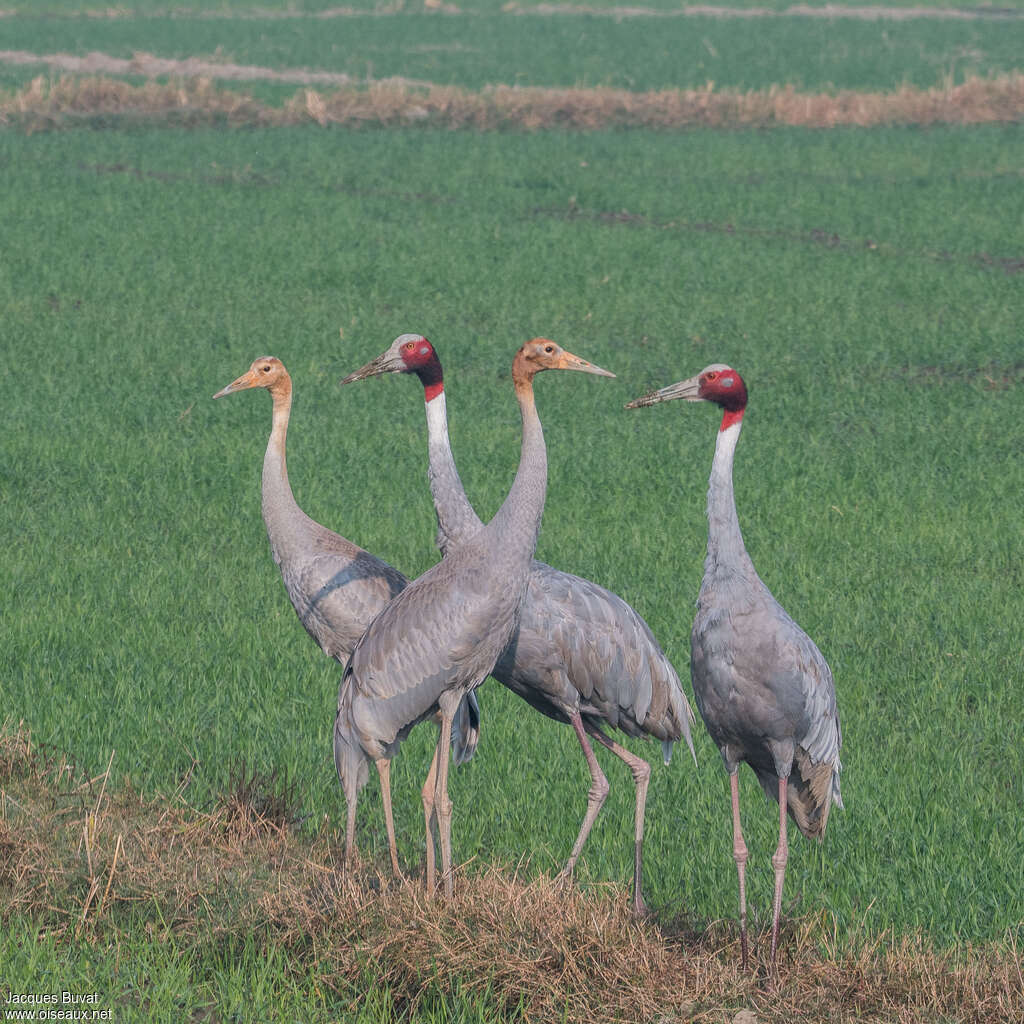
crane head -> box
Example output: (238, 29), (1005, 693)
(212, 356), (288, 399)
(625, 363), (747, 415)
(513, 338), (615, 382)
(339, 334), (444, 400)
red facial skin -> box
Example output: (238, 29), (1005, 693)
(400, 338), (444, 401)
(700, 367), (748, 431)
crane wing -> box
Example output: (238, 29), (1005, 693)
(281, 548), (407, 663)
(762, 599), (842, 776)
(522, 563), (695, 751)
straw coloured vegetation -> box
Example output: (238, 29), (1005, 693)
(1, 0), (1022, 1020)
(4, 73), (1024, 130)
(2, 724), (1021, 1021)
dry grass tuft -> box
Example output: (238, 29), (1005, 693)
(2, 72), (1024, 131)
(1, 74), (278, 130)
(211, 760), (304, 840)
(1, 722), (1021, 1022)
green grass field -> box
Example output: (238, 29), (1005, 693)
(1, 1), (1023, 1018)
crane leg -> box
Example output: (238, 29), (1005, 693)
(343, 774), (359, 870)
(433, 708), (456, 900)
(421, 738), (442, 896)
(730, 771), (749, 970)
(769, 775), (790, 974)
(559, 711), (610, 887)
(587, 724), (651, 917)
(375, 758), (402, 879)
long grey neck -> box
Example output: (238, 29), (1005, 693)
(424, 391), (483, 555)
(261, 385), (310, 565)
(703, 419), (756, 583)
(486, 381), (546, 566)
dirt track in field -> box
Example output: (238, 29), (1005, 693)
(0, 48), (378, 88)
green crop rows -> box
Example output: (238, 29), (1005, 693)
(1, 0), (1023, 1017)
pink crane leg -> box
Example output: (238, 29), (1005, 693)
(559, 711), (609, 883)
(421, 738), (441, 895)
(433, 709), (456, 899)
(730, 771), (750, 970)
(588, 724), (652, 917)
(343, 777), (359, 868)
(769, 776), (789, 973)
(375, 758), (402, 878)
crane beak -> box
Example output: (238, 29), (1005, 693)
(338, 352), (404, 386)
(557, 349), (616, 378)
(212, 370), (258, 399)
(625, 374), (701, 409)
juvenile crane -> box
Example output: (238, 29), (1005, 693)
(341, 335), (696, 914)
(213, 357), (478, 876)
(334, 339), (614, 899)
(627, 365), (842, 972)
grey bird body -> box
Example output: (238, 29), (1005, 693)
(341, 336), (694, 911)
(692, 413), (842, 840)
(627, 364), (842, 971)
(339, 527), (532, 763)
(335, 339), (614, 896)
(495, 563), (691, 747)
(693, 560), (843, 836)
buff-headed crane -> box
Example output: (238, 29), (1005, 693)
(213, 357), (478, 876)
(334, 340), (614, 899)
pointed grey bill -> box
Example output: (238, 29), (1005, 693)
(625, 374), (701, 409)
(338, 352), (405, 387)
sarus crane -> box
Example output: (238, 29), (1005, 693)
(334, 339), (614, 898)
(627, 364), (842, 972)
(341, 334), (696, 914)
(212, 357), (479, 876)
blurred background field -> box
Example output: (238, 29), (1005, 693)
(2, 0), (1024, 99)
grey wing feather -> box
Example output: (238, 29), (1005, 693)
(760, 592), (842, 776)
(513, 563), (696, 759)
(452, 688), (481, 766)
(775, 614), (843, 809)
(282, 548), (407, 663)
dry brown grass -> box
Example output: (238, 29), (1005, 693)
(2, 72), (1024, 131)
(2, 723), (1022, 1022)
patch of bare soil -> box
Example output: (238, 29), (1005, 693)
(2, 723), (1022, 1023)
(0, 48), (379, 87)
(2, 67), (1023, 130)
